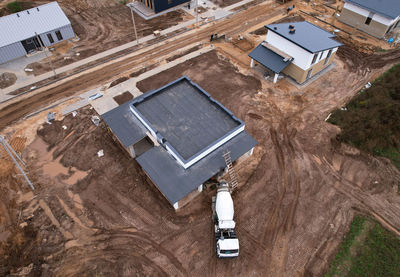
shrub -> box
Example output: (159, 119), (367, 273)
(7, 1), (22, 13)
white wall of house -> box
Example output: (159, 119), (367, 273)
(266, 31), (314, 70)
(266, 31), (338, 70)
(343, 2), (399, 26)
(40, 25), (75, 47)
(0, 24), (75, 64)
(0, 42), (26, 64)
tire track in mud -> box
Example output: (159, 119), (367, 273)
(0, 1), (290, 130)
(263, 125), (301, 276)
(59, 230), (189, 276)
(313, 154), (400, 235)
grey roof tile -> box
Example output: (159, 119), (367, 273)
(0, 2), (71, 48)
(266, 21), (343, 53)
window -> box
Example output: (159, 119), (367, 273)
(311, 53), (318, 64)
(55, 30), (63, 41)
(47, 33), (54, 44)
(324, 49), (333, 65)
(319, 51), (323, 61)
(365, 12), (374, 25)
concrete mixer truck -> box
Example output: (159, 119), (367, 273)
(212, 180), (239, 258)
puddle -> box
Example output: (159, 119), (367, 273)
(42, 156), (69, 178)
(28, 137), (88, 185)
(64, 169), (88, 185)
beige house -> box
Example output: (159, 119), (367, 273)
(338, 0), (400, 38)
(249, 21), (342, 84)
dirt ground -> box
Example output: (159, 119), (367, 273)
(1, 0), (190, 75)
(0, 72), (17, 89)
(113, 91), (133, 105)
(2, 43), (400, 276)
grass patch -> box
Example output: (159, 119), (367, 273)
(326, 216), (400, 277)
(325, 216), (366, 277)
(328, 64), (400, 171)
(7, 1), (22, 13)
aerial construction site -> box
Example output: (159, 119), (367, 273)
(1, 0), (400, 276)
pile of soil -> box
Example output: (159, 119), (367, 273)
(109, 76), (129, 88)
(113, 91), (133, 105)
(0, 72), (17, 89)
(166, 45), (201, 62)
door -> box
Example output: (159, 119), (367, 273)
(306, 68), (313, 80)
(21, 36), (41, 53)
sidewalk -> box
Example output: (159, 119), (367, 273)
(1, 0), (271, 101)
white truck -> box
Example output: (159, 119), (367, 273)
(212, 181), (239, 258)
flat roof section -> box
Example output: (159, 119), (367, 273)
(132, 77), (243, 161)
(102, 100), (147, 147)
(266, 21), (343, 53)
(249, 43), (292, 73)
(136, 131), (257, 205)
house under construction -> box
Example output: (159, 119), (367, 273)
(102, 76), (257, 209)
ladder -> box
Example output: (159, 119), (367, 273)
(223, 150), (239, 190)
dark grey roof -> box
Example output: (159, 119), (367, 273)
(136, 131), (257, 204)
(248, 43), (292, 73)
(346, 0), (400, 19)
(266, 21), (343, 53)
(102, 100), (147, 147)
(132, 76), (243, 161)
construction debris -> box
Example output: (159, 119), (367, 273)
(91, 115), (100, 126)
(47, 112), (56, 123)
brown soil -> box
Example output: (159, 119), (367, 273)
(232, 37), (254, 51)
(113, 91), (133, 105)
(0, 0), (288, 128)
(2, 42), (400, 276)
(166, 45), (202, 62)
(231, 0), (263, 12)
(15, 0), (188, 75)
(109, 76), (129, 88)
(0, 72), (17, 89)
(129, 64), (159, 78)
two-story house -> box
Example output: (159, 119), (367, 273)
(249, 21), (342, 84)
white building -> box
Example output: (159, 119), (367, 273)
(249, 21), (342, 84)
(0, 2), (75, 64)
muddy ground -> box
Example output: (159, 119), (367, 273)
(3, 0), (189, 75)
(0, 72), (17, 89)
(2, 44), (400, 276)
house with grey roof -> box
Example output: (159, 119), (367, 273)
(338, 0), (400, 38)
(0, 2), (75, 64)
(248, 21), (342, 84)
(102, 76), (257, 210)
